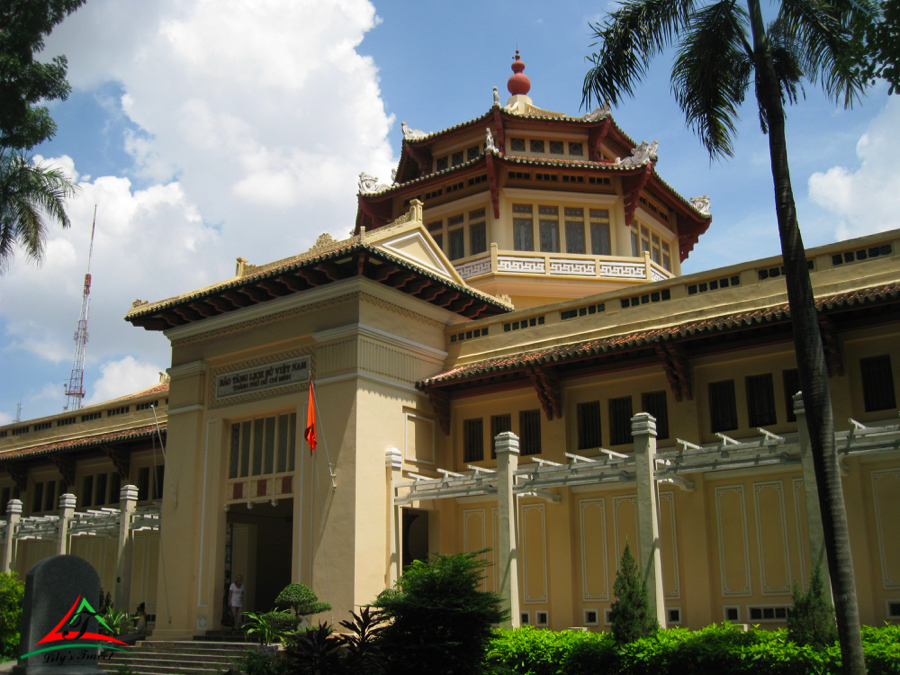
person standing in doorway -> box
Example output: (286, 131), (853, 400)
(229, 574), (245, 631)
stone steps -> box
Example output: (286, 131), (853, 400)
(98, 640), (259, 675)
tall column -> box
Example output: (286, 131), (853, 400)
(2, 499), (22, 573)
(631, 412), (666, 627)
(793, 392), (833, 597)
(495, 431), (520, 629)
(57, 493), (76, 556)
(115, 484), (139, 611)
(385, 449), (402, 587)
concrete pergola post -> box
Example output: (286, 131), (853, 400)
(385, 449), (403, 587)
(2, 499), (22, 573)
(793, 392), (833, 597)
(631, 412), (666, 628)
(115, 484), (139, 611)
(495, 431), (520, 629)
(57, 493), (77, 556)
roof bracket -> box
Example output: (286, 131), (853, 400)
(656, 342), (692, 402)
(527, 365), (562, 420)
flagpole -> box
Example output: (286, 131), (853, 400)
(308, 379), (336, 490)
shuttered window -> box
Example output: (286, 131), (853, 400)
(609, 396), (633, 445)
(709, 380), (738, 432)
(746, 374), (777, 427)
(519, 410), (542, 455)
(464, 418), (484, 462)
(577, 401), (602, 450)
(491, 414), (511, 459)
(860, 355), (897, 412)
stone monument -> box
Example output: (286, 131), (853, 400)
(14, 555), (128, 674)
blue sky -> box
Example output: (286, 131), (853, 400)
(1, 0), (897, 424)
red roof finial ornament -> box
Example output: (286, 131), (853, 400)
(507, 49), (531, 96)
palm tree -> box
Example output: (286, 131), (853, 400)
(583, 2), (874, 673)
(0, 150), (78, 273)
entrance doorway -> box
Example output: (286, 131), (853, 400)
(402, 508), (429, 569)
(226, 498), (293, 616)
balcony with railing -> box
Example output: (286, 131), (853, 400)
(453, 244), (674, 285)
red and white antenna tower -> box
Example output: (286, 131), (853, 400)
(64, 206), (97, 411)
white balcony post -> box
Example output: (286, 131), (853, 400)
(385, 449), (403, 587)
(57, 493), (77, 556)
(2, 500), (22, 573)
(631, 412), (666, 628)
(115, 484), (139, 611)
(495, 431), (520, 629)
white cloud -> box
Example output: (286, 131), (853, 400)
(3, 0), (397, 420)
(85, 356), (164, 406)
(808, 98), (900, 239)
(0, 412), (11, 426)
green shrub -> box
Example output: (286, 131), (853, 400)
(485, 626), (610, 675)
(610, 542), (658, 645)
(375, 551), (507, 675)
(243, 609), (292, 645)
(228, 647), (291, 675)
(335, 607), (387, 675)
(0, 571), (24, 660)
(274, 583), (331, 619)
(285, 623), (343, 675)
(483, 623), (900, 675)
(787, 565), (838, 649)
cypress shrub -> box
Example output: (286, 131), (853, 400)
(787, 565), (838, 648)
(610, 542), (658, 644)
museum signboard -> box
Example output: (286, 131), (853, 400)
(215, 355), (310, 400)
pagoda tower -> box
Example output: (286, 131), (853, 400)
(357, 52), (711, 309)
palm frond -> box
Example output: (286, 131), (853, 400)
(0, 150), (78, 273)
(777, 0), (872, 107)
(583, 0), (700, 108)
(672, 0), (752, 159)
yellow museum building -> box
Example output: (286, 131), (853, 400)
(1, 55), (899, 639)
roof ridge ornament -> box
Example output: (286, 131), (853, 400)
(615, 140), (658, 168)
(401, 121), (428, 140)
(690, 195), (711, 215)
(507, 49), (531, 96)
(358, 172), (391, 194)
(493, 86), (500, 106)
(485, 127), (498, 153)
(583, 101), (611, 121)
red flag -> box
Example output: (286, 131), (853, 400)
(304, 381), (317, 454)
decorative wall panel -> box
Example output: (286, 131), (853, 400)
(522, 503), (548, 603)
(753, 481), (792, 595)
(715, 485), (752, 596)
(872, 467), (900, 589)
(579, 498), (609, 601)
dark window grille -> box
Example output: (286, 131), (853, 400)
(609, 396), (634, 445)
(449, 228), (465, 260)
(709, 380), (738, 432)
(746, 374), (777, 427)
(783, 369), (801, 422)
(109, 473), (121, 504)
(44, 480), (57, 511)
(95, 473), (107, 506)
(154, 465), (165, 499)
(137, 467), (150, 501)
(491, 414), (511, 459)
(577, 401), (602, 450)
(519, 410), (542, 455)
(641, 391), (669, 440)
(463, 418), (484, 462)
(82, 475), (94, 508)
(470, 222), (487, 255)
(33, 482), (44, 513)
(860, 355), (896, 412)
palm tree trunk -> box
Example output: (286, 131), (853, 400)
(746, 3), (865, 673)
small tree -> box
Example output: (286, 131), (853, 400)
(609, 542), (658, 645)
(788, 565), (838, 648)
(275, 582), (331, 619)
(0, 572), (24, 660)
(374, 551), (507, 675)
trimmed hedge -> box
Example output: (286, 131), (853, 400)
(483, 623), (900, 675)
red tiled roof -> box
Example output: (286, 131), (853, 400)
(0, 423), (167, 463)
(121, 382), (169, 401)
(419, 282), (900, 388)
